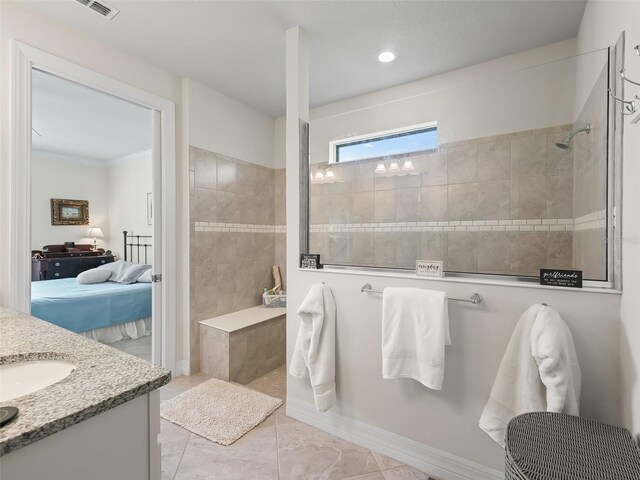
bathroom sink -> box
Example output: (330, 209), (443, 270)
(0, 359), (76, 402)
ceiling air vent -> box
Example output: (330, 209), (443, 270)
(75, 0), (119, 20)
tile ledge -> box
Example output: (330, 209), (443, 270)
(298, 268), (621, 295)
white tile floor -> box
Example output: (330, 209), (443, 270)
(159, 366), (438, 480)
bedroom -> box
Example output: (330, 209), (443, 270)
(29, 68), (156, 363)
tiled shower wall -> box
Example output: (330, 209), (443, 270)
(189, 146), (286, 372)
(309, 125), (576, 276)
(573, 64), (608, 281)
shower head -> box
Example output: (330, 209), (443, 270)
(554, 138), (572, 150)
(554, 124), (591, 150)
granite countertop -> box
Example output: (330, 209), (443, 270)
(0, 307), (171, 456)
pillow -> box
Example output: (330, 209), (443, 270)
(77, 268), (112, 285)
(137, 269), (153, 283)
(98, 260), (151, 284)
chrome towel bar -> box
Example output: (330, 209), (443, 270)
(360, 283), (482, 304)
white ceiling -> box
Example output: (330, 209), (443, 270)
(21, 1), (587, 117)
(32, 69), (152, 161)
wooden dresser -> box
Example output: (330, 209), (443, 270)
(32, 255), (115, 281)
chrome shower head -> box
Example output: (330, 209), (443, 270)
(554, 123), (591, 150)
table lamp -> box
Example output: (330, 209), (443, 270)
(88, 226), (103, 251)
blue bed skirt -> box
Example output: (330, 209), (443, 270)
(31, 278), (152, 333)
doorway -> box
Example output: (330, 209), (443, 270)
(10, 41), (177, 372)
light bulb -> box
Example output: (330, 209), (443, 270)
(375, 161), (387, 174)
(377, 50), (397, 63)
(315, 170), (324, 180)
(325, 167), (335, 179)
(402, 159), (414, 171)
(389, 160), (400, 172)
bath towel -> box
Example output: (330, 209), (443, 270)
(479, 304), (581, 446)
(290, 283), (337, 412)
(382, 288), (450, 389)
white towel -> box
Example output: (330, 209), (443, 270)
(290, 283), (337, 412)
(382, 287), (450, 389)
(479, 304), (581, 446)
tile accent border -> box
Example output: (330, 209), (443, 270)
(287, 397), (502, 480)
(195, 222), (286, 233)
(574, 209), (607, 231)
(194, 209), (605, 235)
(309, 219), (575, 233)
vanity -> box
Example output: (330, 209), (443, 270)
(0, 307), (171, 480)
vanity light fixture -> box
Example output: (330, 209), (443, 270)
(402, 159), (414, 171)
(375, 161), (387, 174)
(377, 50), (397, 63)
(325, 167), (335, 179)
(389, 159), (400, 172)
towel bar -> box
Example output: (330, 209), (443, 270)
(360, 283), (482, 304)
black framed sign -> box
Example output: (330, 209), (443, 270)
(301, 254), (322, 269)
(540, 269), (583, 288)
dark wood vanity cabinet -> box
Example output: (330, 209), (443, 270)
(31, 255), (115, 281)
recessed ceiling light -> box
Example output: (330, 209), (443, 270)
(377, 50), (397, 63)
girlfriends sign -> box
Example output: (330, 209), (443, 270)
(539, 269), (583, 288)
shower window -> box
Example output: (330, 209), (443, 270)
(332, 123), (438, 164)
(307, 46), (621, 288)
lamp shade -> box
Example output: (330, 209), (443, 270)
(88, 226), (104, 238)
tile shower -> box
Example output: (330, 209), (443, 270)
(189, 146), (286, 372)
(310, 125), (576, 276)
(309, 63), (608, 281)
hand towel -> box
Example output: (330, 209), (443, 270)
(479, 304), (581, 446)
(382, 287), (450, 389)
(290, 283), (337, 412)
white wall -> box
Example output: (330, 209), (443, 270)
(285, 35), (624, 475)
(186, 78), (275, 167)
(30, 150), (153, 260)
(0, 2), (189, 372)
(577, 0), (640, 439)
(108, 151), (153, 262)
(308, 39), (582, 165)
(31, 152), (109, 250)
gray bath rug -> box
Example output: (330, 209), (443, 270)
(160, 377), (283, 445)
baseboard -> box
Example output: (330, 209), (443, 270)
(286, 397), (503, 480)
(175, 359), (189, 376)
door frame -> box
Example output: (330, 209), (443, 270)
(10, 41), (177, 373)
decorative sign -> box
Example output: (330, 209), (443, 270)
(416, 260), (444, 277)
(540, 269), (583, 288)
(301, 253), (322, 269)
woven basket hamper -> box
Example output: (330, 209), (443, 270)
(504, 412), (640, 480)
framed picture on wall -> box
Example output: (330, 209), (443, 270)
(147, 192), (153, 226)
(50, 198), (89, 226)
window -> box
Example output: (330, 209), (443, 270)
(331, 122), (437, 164)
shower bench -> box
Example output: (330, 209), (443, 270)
(199, 306), (286, 384)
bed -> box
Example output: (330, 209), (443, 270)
(30, 232), (153, 343)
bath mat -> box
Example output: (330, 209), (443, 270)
(160, 377), (283, 446)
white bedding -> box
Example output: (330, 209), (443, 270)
(80, 316), (151, 343)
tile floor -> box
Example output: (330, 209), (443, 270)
(159, 366), (437, 480)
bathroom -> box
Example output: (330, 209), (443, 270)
(1, 1), (639, 479)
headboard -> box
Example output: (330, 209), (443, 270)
(123, 231), (152, 264)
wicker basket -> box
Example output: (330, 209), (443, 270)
(504, 412), (640, 479)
